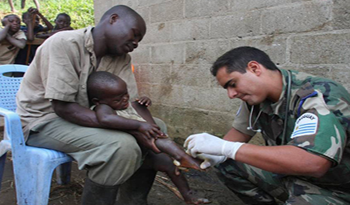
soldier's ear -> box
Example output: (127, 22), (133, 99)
(247, 61), (262, 76)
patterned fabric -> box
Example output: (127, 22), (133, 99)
(225, 68), (350, 204)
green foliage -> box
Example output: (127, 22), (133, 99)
(0, 0), (95, 29)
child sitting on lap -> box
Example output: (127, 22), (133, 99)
(87, 71), (210, 204)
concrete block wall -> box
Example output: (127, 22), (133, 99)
(93, 0), (350, 141)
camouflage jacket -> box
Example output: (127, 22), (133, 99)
(233, 68), (350, 188)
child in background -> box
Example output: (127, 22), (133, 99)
(87, 71), (210, 204)
(36, 13), (73, 39)
(15, 7), (53, 65)
(0, 14), (26, 65)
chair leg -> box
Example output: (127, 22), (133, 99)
(0, 153), (7, 191)
(14, 161), (55, 205)
(55, 161), (72, 185)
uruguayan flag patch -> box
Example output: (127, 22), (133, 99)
(291, 113), (318, 138)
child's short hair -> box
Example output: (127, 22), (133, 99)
(2, 14), (20, 26)
(87, 71), (125, 102)
(55, 13), (71, 24)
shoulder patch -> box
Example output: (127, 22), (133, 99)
(291, 113), (318, 138)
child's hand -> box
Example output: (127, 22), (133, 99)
(135, 96), (152, 106)
(28, 7), (38, 15)
(1, 18), (9, 27)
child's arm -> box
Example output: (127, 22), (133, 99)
(6, 34), (26, 49)
(29, 7), (53, 31)
(36, 27), (73, 39)
(94, 103), (163, 152)
(22, 13), (34, 41)
(131, 99), (157, 124)
(94, 104), (157, 131)
(0, 19), (10, 41)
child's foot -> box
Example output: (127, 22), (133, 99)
(182, 190), (210, 204)
(172, 153), (203, 170)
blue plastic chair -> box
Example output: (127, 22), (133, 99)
(0, 64), (73, 205)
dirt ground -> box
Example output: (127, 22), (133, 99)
(1, 160), (246, 205)
(0, 157), (245, 205)
(0, 126), (246, 205)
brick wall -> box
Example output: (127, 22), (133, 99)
(93, 0), (350, 141)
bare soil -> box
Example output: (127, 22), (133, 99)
(0, 129), (245, 205)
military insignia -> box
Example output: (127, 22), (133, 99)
(291, 113), (318, 138)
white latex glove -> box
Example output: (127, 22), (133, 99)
(184, 132), (244, 160)
(197, 153), (227, 169)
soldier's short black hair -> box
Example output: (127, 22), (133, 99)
(211, 46), (279, 76)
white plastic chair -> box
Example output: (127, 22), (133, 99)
(0, 64), (73, 205)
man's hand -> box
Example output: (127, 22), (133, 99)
(137, 121), (163, 140)
(197, 154), (227, 169)
(184, 132), (245, 160)
(135, 96), (152, 106)
(131, 131), (161, 153)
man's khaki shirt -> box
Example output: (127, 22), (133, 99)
(16, 26), (139, 139)
(0, 28), (26, 64)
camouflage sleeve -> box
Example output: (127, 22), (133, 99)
(233, 102), (256, 136)
(288, 90), (346, 165)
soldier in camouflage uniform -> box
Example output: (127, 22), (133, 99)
(184, 46), (350, 204)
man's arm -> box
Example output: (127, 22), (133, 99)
(186, 128), (332, 177)
(52, 100), (162, 152)
(236, 143), (332, 178)
(51, 100), (102, 127)
(224, 127), (332, 176)
(223, 127), (252, 142)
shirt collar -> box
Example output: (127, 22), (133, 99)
(84, 26), (97, 70)
(260, 68), (289, 116)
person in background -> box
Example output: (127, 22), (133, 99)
(36, 13), (73, 39)
(184, 46), (350, 205)
(15, 7), (53, 65)
(0, 14), (26, 65)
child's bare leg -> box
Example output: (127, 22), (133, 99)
(155, 138), (203, 170)
(8, 0), (15, 12)
(149, 152), (210, 204)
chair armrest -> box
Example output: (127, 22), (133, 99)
(0, 107), (26, 153)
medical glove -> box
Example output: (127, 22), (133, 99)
(184, 132), (244, 160)
(197, 154), (227, 169)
